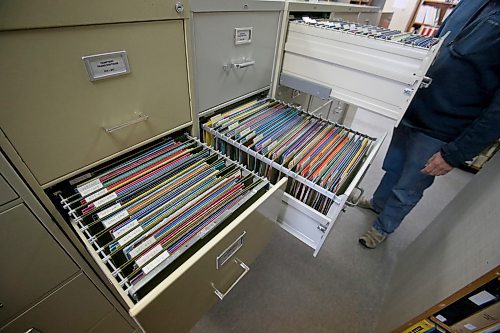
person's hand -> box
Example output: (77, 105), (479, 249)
(421, 152), (453, 176)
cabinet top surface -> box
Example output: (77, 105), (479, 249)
(0, 0), (190, 31)
(189, 0), (285, 12)
(287, 1), (380, 13)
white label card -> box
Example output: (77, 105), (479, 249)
(97, 203), (122, 219)
(136, 244), (164, 267)
(110, 218), (137, 237)
(464, 324), (477, 331)
(468, 290), (495, 306)
(234, 27), (252, 45)
(129, 237), (157, 258)
(102, 209), (130, 228)
(93, 192), (118, 208)
(435, 315), (447, 322)
(117, 226), (144, 246)
(77, 179), (103, 197)
(239, 128), (251, 137)
(82, 51), (130, 81)
(84, 188), (108, 202)
(142, 250), (170, 274)
(228, 122), (239, 131)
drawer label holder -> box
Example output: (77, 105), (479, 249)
(82, 51), (131, 81)
(234, 27), (252, 45)
(216, 231), (246, 270)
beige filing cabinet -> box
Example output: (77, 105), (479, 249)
(0, 1), (285, 332)
(0, 0), (445, 332)
(190, 0), (284, 117)
(0, 151), (135, 332)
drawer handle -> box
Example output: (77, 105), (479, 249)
(223, 60), (256, 71)
(234, 60), (255, 69)
(345, 186), (365, 207)
(103, 112), (149, 133)
(211, 258), (250, 300)
(25, 328), (41, 333)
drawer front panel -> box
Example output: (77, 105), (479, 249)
(0, 175), (18, 207)
(281, 21), (444, 122)
(0, 20), (192, 185)
(130, 178), (286, 333)
(1, 274), (113, 333)
(0, 204), (79, 326)
(192, 11), (280, 114)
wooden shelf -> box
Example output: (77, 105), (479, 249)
(392, 267), (500, 333)
(406, 0), (457, 32)
(423, 0), (457, 5)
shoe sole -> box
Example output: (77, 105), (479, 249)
(358, 238), (375, 249)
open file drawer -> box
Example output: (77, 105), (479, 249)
(202, 98), (385, 256)
(47, 134), (286, 333)
(280, 19), (447, 122)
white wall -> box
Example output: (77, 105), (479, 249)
(376, 153), (500, 332)
(383, 0), (420, 31)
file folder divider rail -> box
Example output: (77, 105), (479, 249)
(55, 135), (270, 303)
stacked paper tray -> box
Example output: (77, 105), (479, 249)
(296, 18), (439, 48)
(57, 135), (268, 302)
(202, 98), (374, 216)
(281, 19), (446, 122)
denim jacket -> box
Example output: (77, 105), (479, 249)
(403, 0), (500, 167)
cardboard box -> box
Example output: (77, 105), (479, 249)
(401, 319), (437, 333)
(476, 322), (500, 333)
(451, 302), (500, 332)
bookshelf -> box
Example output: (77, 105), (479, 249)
(406, 0), (458, 34)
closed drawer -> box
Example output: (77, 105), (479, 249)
(0, 204), (79, 326)
(0, 175), (18, 207)
(0, 274), (113, 333)
(130, 177), (286, 333)
(0, 20), (192, 185)
(192, 10), (281, 114)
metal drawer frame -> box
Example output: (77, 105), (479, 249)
(202, 99), (386, 256)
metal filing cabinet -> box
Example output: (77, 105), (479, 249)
(273, 1), (383, 126)
(0, 6), (192, 186)
(0, 204), (79, 325)
(202, 0), (445, 256)
(0, 0), (445, 332)
(190, 0), (284, 116)
(0, 1), (285, 332)
(0, 152), (135, 332)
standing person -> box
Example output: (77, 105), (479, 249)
(357, 0), (500, 249)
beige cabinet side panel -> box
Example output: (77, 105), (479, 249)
(0, 175), (18, 206)
(0, 20), (192, 185)
(88, 310), (135, 333)
(0, 204), (79, 326)
(0, 0), (189, 31)
(1, 274), (113, 333)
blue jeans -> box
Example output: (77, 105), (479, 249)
(371, 125), (445, 235)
